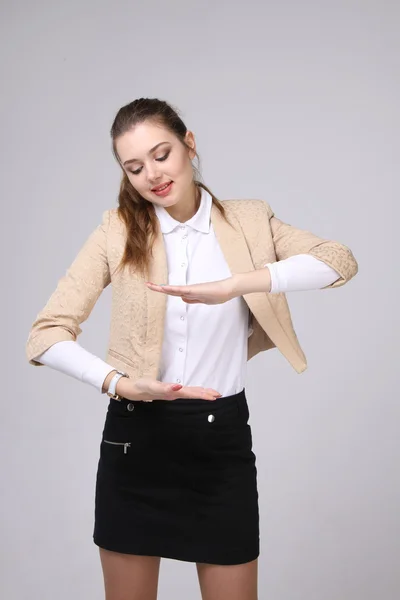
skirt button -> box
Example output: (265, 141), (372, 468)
(127, 403), (135, 412)
(208, 414), (215, 423)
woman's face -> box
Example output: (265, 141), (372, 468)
(115, 121), (197, 208)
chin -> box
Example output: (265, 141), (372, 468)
(162, 199), (179, 208)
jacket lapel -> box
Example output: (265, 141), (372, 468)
(144, 223), (168, 369)
(211, 203), (268, 317)
(211, 204), (290, 350)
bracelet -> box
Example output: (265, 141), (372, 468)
(106, 371), (128, 401)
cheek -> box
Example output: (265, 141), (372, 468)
(170, 153), (192, 178)
(126, 174), (136, 187)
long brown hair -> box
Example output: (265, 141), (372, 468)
(110, 98), (231, 278)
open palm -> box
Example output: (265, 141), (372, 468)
(145, 277), (236, 305)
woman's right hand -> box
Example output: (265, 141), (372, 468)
(118, 376), (222, 402)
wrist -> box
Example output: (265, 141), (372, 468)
(232, 268), (271, 295)
(101, 370), (117, 393)
(102, 370), (130, 399)
(116, 374), (132, 398)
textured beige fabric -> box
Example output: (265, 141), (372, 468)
(26, 199), (358, 378)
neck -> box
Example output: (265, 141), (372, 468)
(164, 183), (201, 223)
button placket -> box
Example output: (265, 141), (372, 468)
(169, 226), (188, 393)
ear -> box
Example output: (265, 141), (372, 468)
(185, 130), (196, 160)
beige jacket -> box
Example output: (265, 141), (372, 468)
(26, 199), (358, 378)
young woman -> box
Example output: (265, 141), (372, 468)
(26, 98), (358, 600)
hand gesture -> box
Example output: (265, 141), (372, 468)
(145, 277), (236, 305)
(119, 377), (222, 402)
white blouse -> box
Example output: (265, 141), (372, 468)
(34, 188), (340, 396)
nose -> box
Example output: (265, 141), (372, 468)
(147, 163), (162, 184)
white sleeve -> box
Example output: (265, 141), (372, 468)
(33, 340), (117, 394)
(264, 254), (341, 293)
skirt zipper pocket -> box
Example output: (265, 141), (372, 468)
(103, 439), (131, 454)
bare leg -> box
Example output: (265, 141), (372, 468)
(99, 547), (161, 600)
(196, 558), (258, 600)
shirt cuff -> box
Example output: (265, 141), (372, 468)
(34, 340), (118, 394)
(264, 254), (341, 293)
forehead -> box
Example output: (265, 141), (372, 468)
(115, 122), (174, 162)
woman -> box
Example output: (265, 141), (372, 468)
(26, 98), (358, 600)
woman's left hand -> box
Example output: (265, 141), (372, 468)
(145, 277), (237, 305)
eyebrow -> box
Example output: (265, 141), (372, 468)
(123, 141), (170, 166)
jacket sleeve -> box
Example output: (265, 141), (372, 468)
(26, 210), (112, 366)
(263, 202), (358, 288)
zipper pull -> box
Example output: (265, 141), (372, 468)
(124, 443), (131, 454)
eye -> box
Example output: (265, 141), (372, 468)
(156, 151), (170, 162)
(129, 151), (170, 176)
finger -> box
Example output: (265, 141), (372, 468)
(183, 387), (221, 401)
(159, 285), (193, 292)
(153, 381), (180, 391)
(174, 389), (214, 401)
(146, 283), (189, 294)
(205, 388), (222, 397)
(164, 290), (187, 297)
(168, 288), (194, 297)
(149, 286), (187, 298)
(157, 382), (182, 395)
(145, 283), (172, 293)
(161, 383), (183, 401)
(161, 286), (187, 292)
(182, 297), (202, 304)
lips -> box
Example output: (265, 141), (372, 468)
(151, 181), (172, 192)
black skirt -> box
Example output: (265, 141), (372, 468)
(93, 388), (259, 565)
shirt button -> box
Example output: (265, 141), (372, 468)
(181, 262), (186, 267)
(176, 378), (181, 383)
(208, 414), (215, 423)
(182, 235), (187, 240)
(180, 225), (185, 229)
(179, 347), (183, 352)
(180, 316), (184, 320)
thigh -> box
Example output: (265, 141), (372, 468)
(196, 558), (258, 600)
(99, 547), (161, 600)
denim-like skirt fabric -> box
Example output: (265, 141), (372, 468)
(93, 388), (259, 565)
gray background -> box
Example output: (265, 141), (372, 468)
(2, 0), (399, 598)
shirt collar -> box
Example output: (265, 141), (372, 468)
(153, 185), (211, 234)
